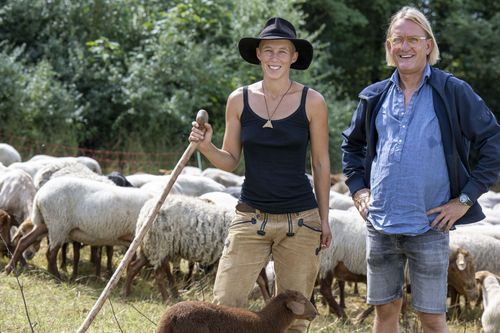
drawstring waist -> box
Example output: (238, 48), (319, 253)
(236, 202), (308, 238)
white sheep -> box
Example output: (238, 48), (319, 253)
(5, 176), (152, 279)
(137, 174), (226, 197)
(478, 191), (500, 210)
(0, 169), (36, 223)
(201, 167), (244, 187)
(199, 191), (238, 210)
(122, 194), (233, 300)
(0, 143), (22, 166)
(8, 155), (102, 178)
(329, 191), (354, 210)
(156, 289), (317, 333)
(475, 271), (500, 333)
(450, 231), (500, 275)
(33, 160), (112, 189)
(454, 224), (500, 241)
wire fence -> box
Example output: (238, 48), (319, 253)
(3, 136), (202, 175)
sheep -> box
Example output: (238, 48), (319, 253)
(107, 171), (134, 187)
(170, 174), (226, 196)
(224, 186), (242, 199)
(0, 168), (36, 223)
(5, 177), (152, 279)
(454, 224), (500, 241)
(0, 143), (22, 166)
(330, 173), (349, 194)
(32, 161), (119, 277)
(9, 156), (102, 178)
(122, 195), (234, 300)
(199, 191), (238, 210)
(449, 231), (500, 275)
(137, 174), (226, 198)
(156, 289), (317, 333)
(201, 167), (244, 187)
(33, 160), (113, 189)
(475, 271), (500, 333)
(160, 165), (202, 176)
(328, 191), (354, 210)
(478, 191), (500, 210)
(9, 218), (42, 262)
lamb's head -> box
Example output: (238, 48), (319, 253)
(282, 289), (317, 321)
(448, 246), (478, 302)
(475, 270), (500, 286)
(10, 218), (42, 260)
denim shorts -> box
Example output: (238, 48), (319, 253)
(366, 222), (449, 313)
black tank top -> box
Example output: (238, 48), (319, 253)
(239, 85), (318, 213)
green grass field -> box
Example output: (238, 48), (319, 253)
(0, 244), (483, 333)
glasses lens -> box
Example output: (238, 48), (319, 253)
(389, 36), (426, 46)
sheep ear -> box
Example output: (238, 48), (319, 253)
(456, 253), (466, 271)
(286, 300), (305, 315)
(10, 226), (19, 241)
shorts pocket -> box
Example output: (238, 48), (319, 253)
(296, 208), (322, 233)
(230, 210), (258, 228)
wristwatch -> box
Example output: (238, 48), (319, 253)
(458, 193), (473, 207)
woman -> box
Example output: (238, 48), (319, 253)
(189, 17), (331, 333)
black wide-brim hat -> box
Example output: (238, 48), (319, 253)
(238, 17), (313, 70)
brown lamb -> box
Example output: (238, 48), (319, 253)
(156, 289), (317, 333)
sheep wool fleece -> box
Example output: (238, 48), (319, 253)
(213, 207), (322, 333)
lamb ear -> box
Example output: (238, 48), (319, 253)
(286, 300), (305, 315)
(456, 253), (466, 271)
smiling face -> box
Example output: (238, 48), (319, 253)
(256, 39), (298, 79)
(387, 19), (433, 77)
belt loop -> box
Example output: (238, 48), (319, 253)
(286, 213), (295, 237)
(257, 213), (268, 236)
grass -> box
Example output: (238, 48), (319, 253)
(0, 243), (483, 333)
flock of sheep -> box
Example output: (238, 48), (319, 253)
(1, 142), (499, 332)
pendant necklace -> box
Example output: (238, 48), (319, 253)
(262, 80), (293, 128)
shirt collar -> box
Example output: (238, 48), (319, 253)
(390, 64), (432, 92)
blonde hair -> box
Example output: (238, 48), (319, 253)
(385, 6), (440, 66)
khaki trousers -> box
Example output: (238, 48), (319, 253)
(213, 207), (322, 333)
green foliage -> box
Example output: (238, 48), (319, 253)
(425, 0), (500, 114)
(0, 0), (497, 174)
(0, 48), (78, 146)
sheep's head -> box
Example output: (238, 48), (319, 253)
(11, 218), (41, 260)
(283, 290), (317, 321)
(448, 246), (478, 301)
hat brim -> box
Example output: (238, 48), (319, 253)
(238, 37), (313, 70)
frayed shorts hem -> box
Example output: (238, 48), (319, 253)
(367, 293), (402, 306)
(412, 304), (447, 314)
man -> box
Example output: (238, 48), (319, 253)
(341, 6), (500, 333)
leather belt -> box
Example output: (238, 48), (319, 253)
(235, 202), (257, 213)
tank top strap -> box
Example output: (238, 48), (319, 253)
(243, 86), (249, 109)
(299, 86), (309, 110)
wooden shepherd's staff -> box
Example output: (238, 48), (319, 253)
(76, 109), (208, 333)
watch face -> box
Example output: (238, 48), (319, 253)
(459, 194), (472, 206)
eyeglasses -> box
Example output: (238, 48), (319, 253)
(387, 35), (428, 47)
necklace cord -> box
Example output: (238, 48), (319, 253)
(262, 80), (293, 123)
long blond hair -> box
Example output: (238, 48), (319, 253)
(385, 6), (440, 66)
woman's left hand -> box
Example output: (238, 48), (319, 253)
(320, 221), (332, 248)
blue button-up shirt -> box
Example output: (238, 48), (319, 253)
(368, 65), (451, 235)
